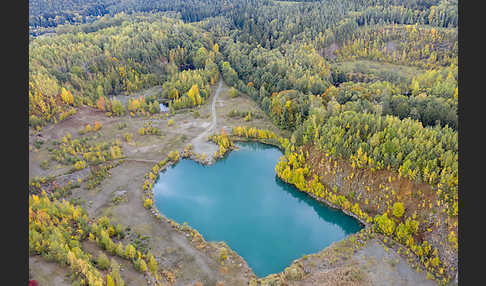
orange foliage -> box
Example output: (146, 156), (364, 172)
(96, 97), (106, 111)
(93, 121), (102, 131)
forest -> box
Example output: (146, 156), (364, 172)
(29, 0), (458, 285)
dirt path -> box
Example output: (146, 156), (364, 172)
(30, 78), (440, 285)
(190, 79), (223, 159)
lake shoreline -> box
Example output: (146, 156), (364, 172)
(145, 139), (365, 280)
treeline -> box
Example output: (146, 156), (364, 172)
(219, 41), (332, 129)
(321, 68), (457, 130)
(30, 0), (457, 43)
(219, 38), (456, 131)
(160, 47), (220, 110)
(29, 0), (110, 31)
(29, 2), (458, 132)
(293, 109), (457, 205)
(275, 148), (450, 282)
(224, 0), (456, 50)
(208, 128), (234, 159)
(29, 13), (220, 127)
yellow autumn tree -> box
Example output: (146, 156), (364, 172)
(187, 84), (202, 106)
(106, 275), (115, 286)
(124, 244), (136, 260)
(392, 202), (405, 218)
(128, 98), (141, 113)
(148, 254), (158, 274)
(60, 87), (74, 105)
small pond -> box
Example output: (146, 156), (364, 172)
(153, 142), (363, 277)
(159, 103), (169, 112)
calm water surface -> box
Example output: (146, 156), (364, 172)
(153, 142), (363, 277)
(159, 103), (169, 112)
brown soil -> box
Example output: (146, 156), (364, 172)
(301, 144), (456, 282)
(29, 79), (442, 286)
(28, 79), (278, 286)
(29, 256), (72, 286)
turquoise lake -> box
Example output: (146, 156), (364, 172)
(153, 142), (363, 277)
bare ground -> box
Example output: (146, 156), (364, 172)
(190, 79), (223, 161)
(29, 79), (438, 286)
(352, 239), (436, 286)
(29, 256), (72, 286)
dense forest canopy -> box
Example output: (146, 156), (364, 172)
(29, 0), (459, 200)
(29, 0), (458, 284)
(29, 0), (459, 209)
(29, 0), (457, 36)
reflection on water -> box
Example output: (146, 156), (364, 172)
(153, 142), (363, 277)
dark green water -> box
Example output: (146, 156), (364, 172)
(153, 142), (363, 277)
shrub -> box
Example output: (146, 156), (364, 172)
(96, 252), (110, 270)
(168, 151), (179, 162)
(115, 242), (124, 257)
(143, 198), (153, 209)
(124, 244), (136, 260)
(93, 121), (102, 131)
(40, 160), (49, 170)
(168, 119), (174, 126)
(106, 275), (115, 286)
(219, 248), (227, 265)
(375, 213), (396, 236)
(229, 87), (238, 98)
(74, 160), (87, 170)
(393, 202), (405, 218)
(111, 99), (125, 116)
(135, 257), (148, 272)
(148, 255), (158, 274)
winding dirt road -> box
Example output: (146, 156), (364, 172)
(190, 79), (223, 158)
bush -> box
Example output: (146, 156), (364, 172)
(115, 242), (124, 257)
(168, 119), (174, 126)
(96, 252), (110, 270)
(111, 99), (125, 116)
(143, 198), (153, 209)
(106, 275), (115, 286)
(229, 87), (238, 98)
(375, 213), (396, 236)
(148, 255), (158, 274)
(244, 112), (252, 121)
(74, 160), (87, 170)
(93, 121), (102, 131)
(124, 244), (136, 260)
(392, 202), (405, 218)
(168, 150), (179, 162)
(134, 257), (148, 272)
(40, 160), (49, 170)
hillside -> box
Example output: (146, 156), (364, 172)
(28, 1), (458, 285)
